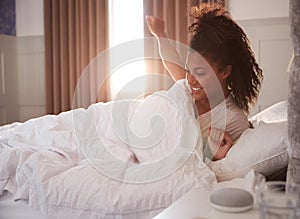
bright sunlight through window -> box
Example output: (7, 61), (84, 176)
(109, 0), (145, 100)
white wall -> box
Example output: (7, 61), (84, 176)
(0, 0), (45, 125)
(16, 0), (44, 36)
(227, 0), (289, 20)
(227, 0), (292, 114)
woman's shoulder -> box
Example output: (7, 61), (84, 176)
(224, 95), (250, 140)
(225, 95), (247, 117)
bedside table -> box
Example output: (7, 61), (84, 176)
(154, 189), (259, 219)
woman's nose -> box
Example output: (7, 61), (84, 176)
(187, 73), (199, 85)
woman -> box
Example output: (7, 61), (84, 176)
(146, 3), (263, 160)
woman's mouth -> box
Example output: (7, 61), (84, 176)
(190, 86), (203, 93)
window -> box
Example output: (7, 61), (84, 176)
(109, 0), (145, 100)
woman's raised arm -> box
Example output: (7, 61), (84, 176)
(145, 15), (186, 81)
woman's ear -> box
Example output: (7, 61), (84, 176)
(222, 65), (232, 79)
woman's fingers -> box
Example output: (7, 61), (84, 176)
(145, 15), (165, 37)
(208, 127), (224, 147)
(222, 132), (233, 147)
(208, 128), (233, 160)
(213, 141), (232, 160)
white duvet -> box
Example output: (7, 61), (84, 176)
(0, 82), (254, 218)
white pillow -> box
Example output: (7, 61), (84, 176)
(208, 121), (290, 181)
(250, 100), (287, 124)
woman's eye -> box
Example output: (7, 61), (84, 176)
(195, 71), (206, 77)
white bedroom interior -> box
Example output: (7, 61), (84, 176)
(0, 1), (296, 219)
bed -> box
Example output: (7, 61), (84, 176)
(2, 0), (299, 216)
(0, 78), (290, 219)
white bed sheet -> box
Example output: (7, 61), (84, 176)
(0, 172), (256, 219)
(0, 191), (47, 219)
(0, 83), (256, 218)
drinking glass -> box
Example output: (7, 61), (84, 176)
(256, 181), (300, 219)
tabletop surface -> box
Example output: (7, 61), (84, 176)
(154, 188), (259, 219)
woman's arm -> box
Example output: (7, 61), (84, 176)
(208, 128), (233, 161)
(145, 16), (186, 81)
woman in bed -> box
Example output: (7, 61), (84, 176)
(146, 3), (263, 160)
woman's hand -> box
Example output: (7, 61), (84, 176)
(208, 127), (233, 161)
(145, 15), (167, 38)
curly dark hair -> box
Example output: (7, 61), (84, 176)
(188, 3), (263, 113)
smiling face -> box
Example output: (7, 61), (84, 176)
(185, 51), (230, 109)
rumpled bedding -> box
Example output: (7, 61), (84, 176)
(0, 82), (251, 218)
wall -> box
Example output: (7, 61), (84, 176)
(227, 0), (289, 20)
(16, 0), (44, 36)
(227, 0), (292, 115)
(0, 0), (45, 125)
